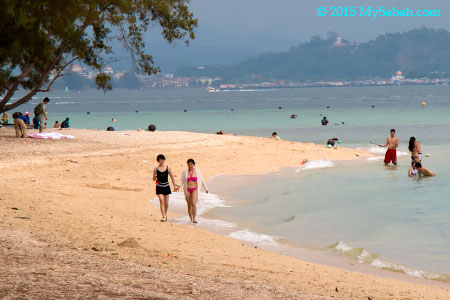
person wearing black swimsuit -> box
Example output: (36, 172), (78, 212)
(153, 154), (178, 222)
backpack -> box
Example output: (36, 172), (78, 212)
(34, 103), (43, 116)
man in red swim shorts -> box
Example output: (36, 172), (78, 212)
(380, 129), (399, 165)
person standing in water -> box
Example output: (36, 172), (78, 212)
(380, 129), (399, 165)
(179, 159), (208, 224)
(153, 154), (177, 222)
(408, 137), (422, 162)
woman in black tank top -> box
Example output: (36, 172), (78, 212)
(153, 154), (178, 222)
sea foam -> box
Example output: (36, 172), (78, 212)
(228, 229), (279, 247)
(365, 146), (409, 156)
(151, 192), (229, 216)
(296, 159), (334, 173)
(331, 241), (450, 281)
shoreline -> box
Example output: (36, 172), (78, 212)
(1, 128), (449, 299)
(200, 163), (450, 288)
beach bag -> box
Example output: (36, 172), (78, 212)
(34, 103), (43, 116)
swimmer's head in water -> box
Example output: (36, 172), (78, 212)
(157, 154), (166, 163)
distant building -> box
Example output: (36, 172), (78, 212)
(391, 71), (405, 81)
(327, 22), (338, 41)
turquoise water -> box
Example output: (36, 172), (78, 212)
(14, 86), (450, 280)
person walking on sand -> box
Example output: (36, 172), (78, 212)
(34, 97), (50, 133)
(178, 159), (208, 224)
(153, 154), (177, 222)
(379, 129), (399, 165)
(408, 137), (422, 162)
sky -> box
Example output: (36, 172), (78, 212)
(117, 0), (450, 72)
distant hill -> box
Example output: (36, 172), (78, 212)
(175, 27), (450, 82)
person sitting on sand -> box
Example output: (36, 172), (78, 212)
(153, 154), (178, 222)
(413, 162), (435, 177)
(22, 112), (31, 125)
(321, 117), (328, 126)
(408, 137), (422, 162)
(54, 121), (60, 128)
(60, 118), (70, 129)
(380, 129), (398, 166)
(178, 159), (208, 224)
(271, 132), (280, 140)
(1, 111), (9, 124)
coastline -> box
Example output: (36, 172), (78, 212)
(204, 166), (450, 287)
(1, 128), (449, 299)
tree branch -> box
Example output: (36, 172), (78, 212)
(0, 59), (36, 110)
(3, 46), (67, 112)
(37, 57), (78, 92)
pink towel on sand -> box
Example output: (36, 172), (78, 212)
(28, 132), (75, 139)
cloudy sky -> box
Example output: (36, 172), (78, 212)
(135, 0), (450, 72)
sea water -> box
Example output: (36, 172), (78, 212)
(13, 85), (450, 280)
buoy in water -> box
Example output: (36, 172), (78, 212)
(425, 153), (431, 157)
(338, 140), (342, 144)
(422, 102), (427, 106)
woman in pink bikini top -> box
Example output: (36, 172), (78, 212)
(179, 158), (208, 224)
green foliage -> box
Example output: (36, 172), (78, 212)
(95, 73), (112, 94)
(176, 27), (450, 82)
(0, 0), (197, 112)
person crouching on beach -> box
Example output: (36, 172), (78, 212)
(153, 154), (177, 222)
(413, 162), (435, 177)
(179, 159), (208, 224)
(12, 112), (28, 138)
(380, 129), (398, 165)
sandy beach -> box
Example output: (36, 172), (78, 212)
(1, 128), (449, 300)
